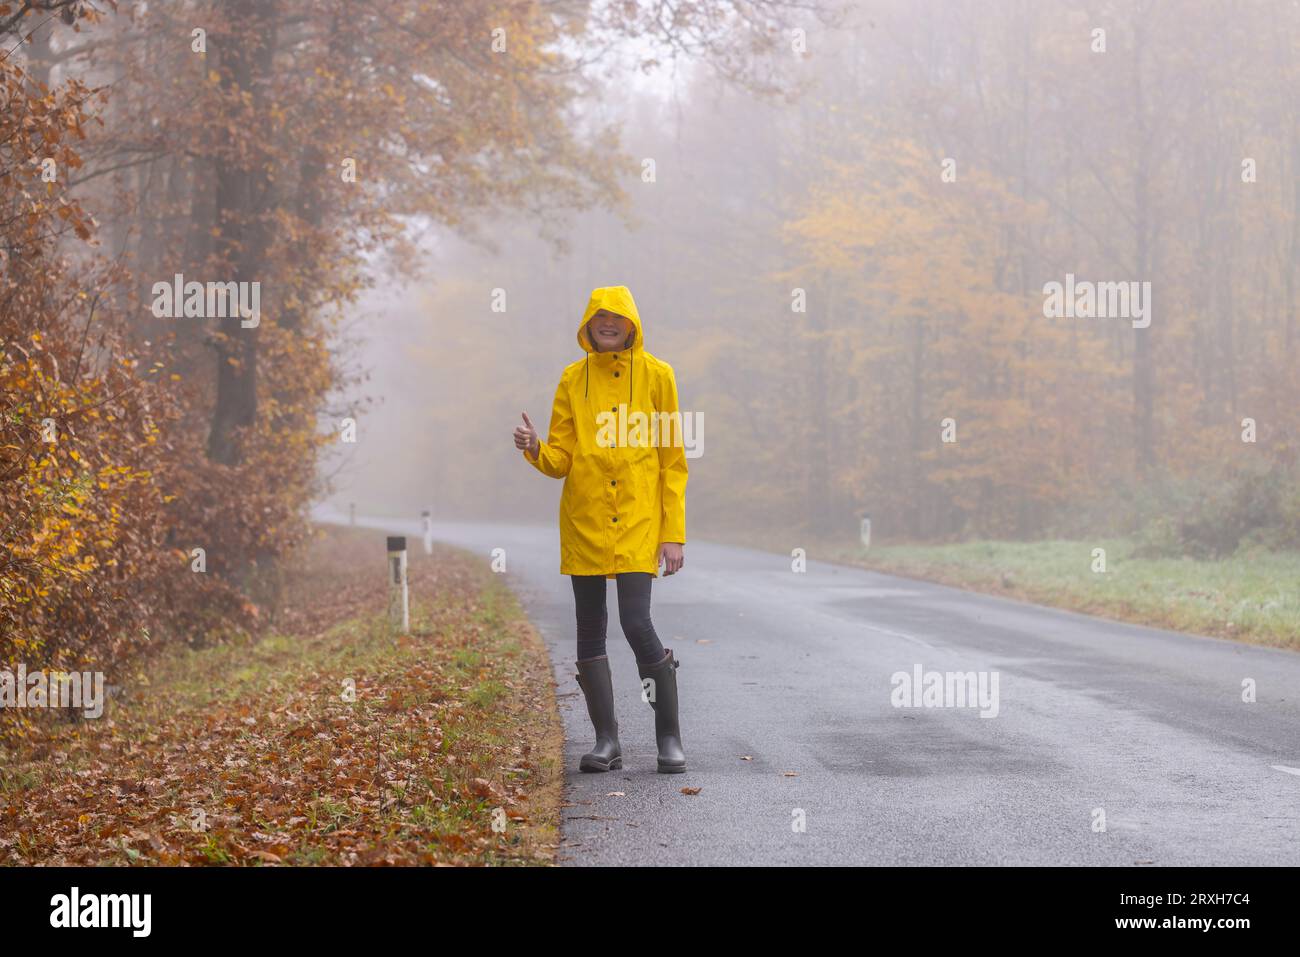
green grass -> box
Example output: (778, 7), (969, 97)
(825, 537), (1300, 651)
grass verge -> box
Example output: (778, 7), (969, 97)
(822, 537), (1300, 652)
(0, 524), (563, 865)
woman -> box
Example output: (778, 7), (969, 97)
(513, 285), (689, 774)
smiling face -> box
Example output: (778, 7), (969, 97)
(586, 309), (633, 352)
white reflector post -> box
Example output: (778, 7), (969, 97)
(421, 509), (433, 556)
(860, 513), (872, 550)
(387, 535), (409, 634)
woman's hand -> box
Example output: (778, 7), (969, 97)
(658, 542), (684, 576)
(514, 411), (539, 457)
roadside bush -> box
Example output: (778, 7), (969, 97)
(1132, 465), (1300, 559)
(0, 50), (305, 741)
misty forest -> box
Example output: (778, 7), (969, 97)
(2, 0), (1298, 868)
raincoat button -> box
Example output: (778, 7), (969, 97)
(612, 516), (618, 523)
(610, 480), (616, 486)
(613, 371), (620, 377)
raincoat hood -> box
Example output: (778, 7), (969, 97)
(578, 285), (643, 354)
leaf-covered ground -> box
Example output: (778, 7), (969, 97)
(0, 525), (564, 865)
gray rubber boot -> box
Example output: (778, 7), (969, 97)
(638, 648), (686, 773)
(574, 656), (622, 772)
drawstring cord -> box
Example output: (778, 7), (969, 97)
(625, 327), (634, 406)
(582, 329), (636, 406)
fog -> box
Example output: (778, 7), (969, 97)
(329, 0), (1300, 551)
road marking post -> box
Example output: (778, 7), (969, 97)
(421, 509), (433, 555)
(387, 535), (409, 635)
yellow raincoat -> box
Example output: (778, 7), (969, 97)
(523, 285), (688, 578)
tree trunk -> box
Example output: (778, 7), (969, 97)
(1131, 10), (1156, 475)
(208, 0), (280, 465)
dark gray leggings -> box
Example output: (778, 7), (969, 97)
(572, 572), (666, 665)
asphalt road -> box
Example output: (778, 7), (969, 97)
(327, 512), (1300, 866)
